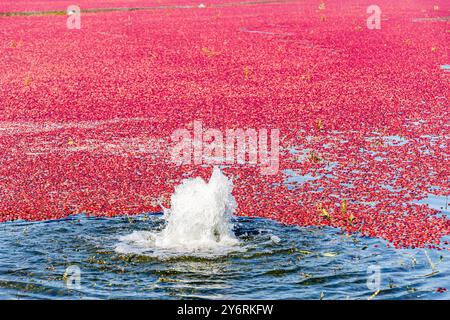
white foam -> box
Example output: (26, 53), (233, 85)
(116, 167), (241, 258)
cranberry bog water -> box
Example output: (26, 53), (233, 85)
(0, 0), (449, 300)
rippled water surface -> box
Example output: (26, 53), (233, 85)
(0, 214), (449, 299)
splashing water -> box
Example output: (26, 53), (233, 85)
(116, 167), (240, 257)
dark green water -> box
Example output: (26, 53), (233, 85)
(0, 213), (449, 299)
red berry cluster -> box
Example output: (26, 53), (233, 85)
(0, 0), (448, 249)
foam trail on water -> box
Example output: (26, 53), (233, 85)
(116, 167), (240, 257)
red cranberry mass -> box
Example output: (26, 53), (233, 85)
(0, 0), (448, 249)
